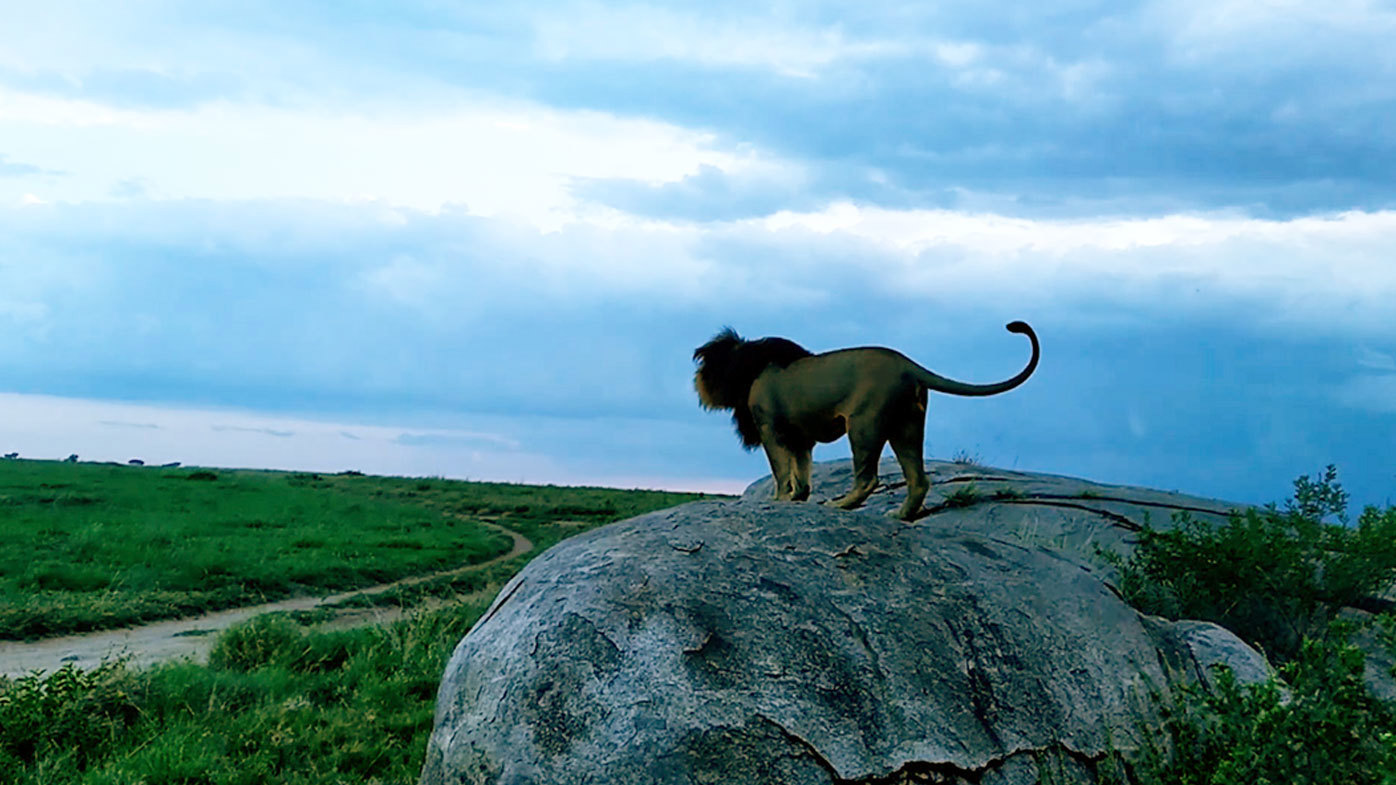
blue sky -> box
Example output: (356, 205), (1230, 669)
(2, 1), (1394, 509)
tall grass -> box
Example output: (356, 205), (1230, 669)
(1, 601), (490, 784)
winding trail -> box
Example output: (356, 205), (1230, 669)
(0, 521), (533, 678)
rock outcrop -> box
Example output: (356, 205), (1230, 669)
(420, 462), (1269, 785)
(745, 458), (1243, 576)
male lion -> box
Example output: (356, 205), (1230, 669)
(693, 321), (1039, 521)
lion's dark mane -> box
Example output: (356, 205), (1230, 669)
(692, 327), (813, 450)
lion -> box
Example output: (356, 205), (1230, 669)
(693, 321), (1039, 521)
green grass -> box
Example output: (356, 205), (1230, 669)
(0, 457), (715, 784)
(942, 484), (980, 508)
(0, 602), (491, 785)
(0, 460), (710, 640)
(346, 472), (710, 555)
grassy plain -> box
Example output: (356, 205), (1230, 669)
(0, 458), (713, 783)
(0, 459), (709, 639)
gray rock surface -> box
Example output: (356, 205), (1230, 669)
(1141, 618), (1273, 693)
(744, 458), (1244, 578)
(1342, 609), (1396, 702)
(421, 488), (1267, 785)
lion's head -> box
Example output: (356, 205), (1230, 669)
(693, 327), (812, 448)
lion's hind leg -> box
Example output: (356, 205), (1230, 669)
(888, 400), (929, 521)
(827, 420), (886, 511)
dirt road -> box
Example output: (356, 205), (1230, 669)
(0, 522), (533, 678)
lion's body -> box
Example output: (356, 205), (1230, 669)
(694, 323), (1039, 521)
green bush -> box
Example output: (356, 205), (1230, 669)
(1128, 628), (1396, 785)
(0, 601), (488, 785)
(209, 615), (304, 672)
(0, 661), (140, 768)
(1109, 466), (1396, 661)
(1107, 466), (1396, 784)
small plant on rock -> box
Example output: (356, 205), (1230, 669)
(950, 449), (982, 466)
(943, 485), (980, 508)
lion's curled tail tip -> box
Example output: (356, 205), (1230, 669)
(1006, 320), (1031, 333)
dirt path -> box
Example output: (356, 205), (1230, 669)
(0, 522), (533, 679)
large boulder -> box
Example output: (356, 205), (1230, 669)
(744, 458), (1244, 577)
(420, 489), (1267, 785)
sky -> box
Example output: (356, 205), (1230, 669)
(1, 1), (1394, 510)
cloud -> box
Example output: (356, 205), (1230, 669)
(1336, 374), (1396, 414)
(571, 161), (930, 222)
(1151, 0), (1396, 68)
(211, 425), (295, 438)
(109, 178), (148, 199)
(529, 5), (908, 77)
(0, 85), (762, 226)
(394, 431), (522, 450)
(3, 0), (1395, 512)
(0, 157), (41, 176)
(0, 299), (48, 324)
(98, 420), (159, 430)
(1357, 347), (1396, 372)
(5, 2), (1393, 217)
(2, 198), (1395, 434)
(0, 65), (244, 110)
(0, 155), (60, 177)
(0, 392), (580, 487)
(573, 164), (811, 222)
(513, 2), (1396, 216)
(735, 204), (1396, 331)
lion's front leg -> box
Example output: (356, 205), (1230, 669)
(760, 441), (797, 500)
(790, 449), (812, 501)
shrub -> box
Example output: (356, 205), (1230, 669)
(1128, 627), (1396, 785)
(208, 615), (304, 672)
(1109, 466), (1396, 661)
(1106, 466), (1396, 783)
(0, 661), (140, 768)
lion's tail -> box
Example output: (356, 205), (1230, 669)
(912, 321), (1039, 397)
